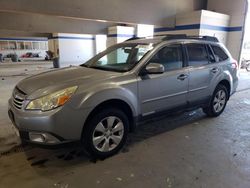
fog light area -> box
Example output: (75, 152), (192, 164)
(29, 132), (60, 144)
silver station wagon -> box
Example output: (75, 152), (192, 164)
(8, 35), (238, 158)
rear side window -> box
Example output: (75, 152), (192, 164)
(211, 45), (229, 62)
(186, 43), (209, 66)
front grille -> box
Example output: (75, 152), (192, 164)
(12, 87), (26, 110)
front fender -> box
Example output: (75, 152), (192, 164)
(77, 83), (138, 117)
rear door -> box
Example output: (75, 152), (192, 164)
(185, 42), (219, 105)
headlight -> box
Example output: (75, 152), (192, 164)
(26, 86), (78, 111)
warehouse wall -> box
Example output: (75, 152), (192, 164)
(154, 11), (202, 36)
(0, 37), (48, 60)
(154, 5), (245, 61)
(154, 10), (231, 46)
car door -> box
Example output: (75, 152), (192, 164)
(185, 42), (219, 105)
(138, 43), (189, 117)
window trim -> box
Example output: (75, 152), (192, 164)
(210, 44), (229, 62)
(206, 44), (217, 63)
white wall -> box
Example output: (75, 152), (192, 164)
(95, 35), (107, 54)
(200, 10), (230, 45)
(137, 24), (154, 38)
(49, 33), (95, 67)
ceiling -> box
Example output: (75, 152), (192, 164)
(0, 0), (207, 36)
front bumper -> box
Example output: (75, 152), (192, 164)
(8, 98), (90, 146)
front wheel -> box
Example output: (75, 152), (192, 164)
(82, 108), (129, 159)
(203, 84), (229, 117)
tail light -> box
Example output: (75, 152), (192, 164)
(231, 61), (238, 69)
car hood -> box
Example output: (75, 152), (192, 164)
(17, 66), (121, 96)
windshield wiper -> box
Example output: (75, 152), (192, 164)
(80, 64), (89, 68)
(88, 65), (126, 72)
(89, 66), (112, 71)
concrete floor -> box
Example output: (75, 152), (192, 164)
(0, 61), (53, 152)
(1, 63), (250, 188)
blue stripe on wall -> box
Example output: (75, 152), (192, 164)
(154, 24), (243, 33)
(227, 26), (243, 32)
(154, 24), (200, 32)
(200, 24), (243, 32)
(49, 36), (95, 40)
(107, 34), (135, 38)
(0, 38), (48, 42)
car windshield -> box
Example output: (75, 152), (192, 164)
(81, 43), (154, 72)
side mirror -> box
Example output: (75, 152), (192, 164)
(145, 63), (165, 74)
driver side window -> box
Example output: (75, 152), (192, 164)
(149, 44), (183, 71)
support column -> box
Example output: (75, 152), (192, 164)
(107, 26), (135, 47)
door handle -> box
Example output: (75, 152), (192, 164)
(177, 74), (188, 81)
(211, 67), (219, 73)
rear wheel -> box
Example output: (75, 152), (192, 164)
(82, 108), (129, 159)
(203, 84), (228, 117)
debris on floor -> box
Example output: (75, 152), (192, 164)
(166, 177), (172, 188)
(54, 182), (69, 188)
(185, 136), (190, 139)
(241, 99), (250, 105)
(116, 177), (122, 181)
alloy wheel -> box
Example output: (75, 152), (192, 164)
(92, 116), (124, 152)
(213, 90), (226, 113)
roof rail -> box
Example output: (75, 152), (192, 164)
(162, 35), (219, 42)
(125, 37), (144, 41)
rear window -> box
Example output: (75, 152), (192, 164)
(211, 45), (229, 62)
(186, 43), (209, 66)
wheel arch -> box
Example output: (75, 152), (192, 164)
(82, 99), (136, 139)
(217, 79), (231, 99)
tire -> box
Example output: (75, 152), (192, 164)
(203, 84), (229, 117)
(82, 108), (129, 159)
